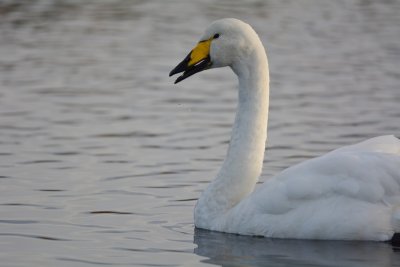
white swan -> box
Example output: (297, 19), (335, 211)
(169, 18), (400, 241)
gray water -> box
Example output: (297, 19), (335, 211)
(1, 0), (400, 266)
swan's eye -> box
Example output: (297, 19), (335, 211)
(213, 33), (220, 39)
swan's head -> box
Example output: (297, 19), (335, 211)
(169, 18), (263, 84)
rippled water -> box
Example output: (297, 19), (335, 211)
(1, 0), (400, 266)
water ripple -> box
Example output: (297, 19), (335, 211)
(0, 220), (38, 224)
(56, 258), (118, 266)
(0, 233), (71, 241)
(88, 211), (134, 215)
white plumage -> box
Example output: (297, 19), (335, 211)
(170, 18), (400, 241)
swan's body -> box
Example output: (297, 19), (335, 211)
(170, 18), (400, 241)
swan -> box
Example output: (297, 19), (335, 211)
(169, 18), (400, 241)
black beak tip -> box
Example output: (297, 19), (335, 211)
(169, 54), (210, 84)
(169, 53), (191, 78)
(174, 76), (184, 84)
(169, 64), (186, 83)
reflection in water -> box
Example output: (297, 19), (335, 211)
(194, 228), (400, 267)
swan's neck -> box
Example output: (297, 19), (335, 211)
(195, 46), (269, 227)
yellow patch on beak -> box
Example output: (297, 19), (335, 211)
(188, 38), (212, 66)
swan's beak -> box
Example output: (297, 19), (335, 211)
(169, 38), (212, 84)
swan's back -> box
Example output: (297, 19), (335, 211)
(220, 136), (400, 241)
(335, 135), (400, 154)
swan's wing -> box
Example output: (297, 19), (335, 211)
(254, 135), (400, 215)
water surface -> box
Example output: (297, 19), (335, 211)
(1, 0), (400, 266)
